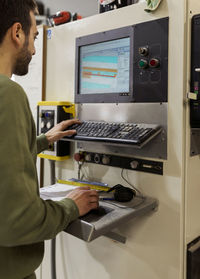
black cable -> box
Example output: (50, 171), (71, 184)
(121, 168), (144, 198)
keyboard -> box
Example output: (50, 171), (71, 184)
(65, 121), (162, 147)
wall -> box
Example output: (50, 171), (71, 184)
(39, 0), (98, 17)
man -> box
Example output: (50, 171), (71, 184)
(0, 1), (99, 278)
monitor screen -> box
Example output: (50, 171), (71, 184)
(79, 37), (130, 95)
(75, 25), (134, 103)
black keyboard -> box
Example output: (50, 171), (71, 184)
(65, 121), (162, 147)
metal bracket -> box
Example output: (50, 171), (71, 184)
(65, 197), (158, 243)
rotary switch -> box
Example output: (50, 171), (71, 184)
(139, 46), (149, 56)
(94, 154), (101, 164)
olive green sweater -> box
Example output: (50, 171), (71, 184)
(0, 74), (79, 279)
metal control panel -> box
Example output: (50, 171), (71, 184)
(37, 101), (75, 161)
(133, 17), (168, 103)
(75, 17), (168, 104)
(81, 151), (163, 175)
(71, 17), (169, 160)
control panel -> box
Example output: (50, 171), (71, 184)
(133, 17), (168, 103)
(37, 101), (75, 161)
(77, 151), (163, 175)
(40, 110), (55, 133)
(75, 17), (169, 104)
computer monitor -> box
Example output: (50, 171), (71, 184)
(75, 26), (134, 103)
(75, 18), (169, 104)
(79, 37), (130, 94)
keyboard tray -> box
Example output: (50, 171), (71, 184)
(63, 121), (162, 148)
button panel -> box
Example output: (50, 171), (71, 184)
(82, 152), (163, 175)
(40, 110), (55, 134)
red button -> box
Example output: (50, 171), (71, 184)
(149, 58), (160, 68)
(74, 153), (84, 162)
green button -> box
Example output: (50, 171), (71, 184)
(139, 59), (147, 69)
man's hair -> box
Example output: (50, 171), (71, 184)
(0, 0), (38, 44)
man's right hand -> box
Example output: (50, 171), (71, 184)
(66, 187), (99, 216)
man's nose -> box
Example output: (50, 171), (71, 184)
(32, 46), (36, 56)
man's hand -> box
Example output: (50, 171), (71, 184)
(66, 187), (99, 216)
(45, 119), (81, 144)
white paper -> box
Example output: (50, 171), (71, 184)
(40, 183), (76, 201)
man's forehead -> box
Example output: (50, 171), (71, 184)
(30, 11), (36, 25)
(30, 11), (38, 32)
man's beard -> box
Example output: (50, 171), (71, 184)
(13, 38), (32, 76)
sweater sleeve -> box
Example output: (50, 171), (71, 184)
(0, 80), (79, 247)
(37, 134), (49, 154)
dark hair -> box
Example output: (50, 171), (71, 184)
(0, 0), (38, 44)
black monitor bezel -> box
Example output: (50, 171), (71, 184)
(75, 26), (134, 104)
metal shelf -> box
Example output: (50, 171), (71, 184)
(64, 196), (158, 243)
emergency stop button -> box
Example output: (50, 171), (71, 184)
(149, 58), (160, 68)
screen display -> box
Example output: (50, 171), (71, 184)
(79, 37), (130, 95)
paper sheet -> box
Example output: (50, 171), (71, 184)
(40, 183), (76, 201)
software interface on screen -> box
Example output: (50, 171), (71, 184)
(79, 37), (130, 95)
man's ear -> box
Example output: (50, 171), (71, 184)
(11, 22), (24, 46)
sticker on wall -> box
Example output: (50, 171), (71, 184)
(47, 29), (52, 40)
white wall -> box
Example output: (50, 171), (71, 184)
(39, 0), (98, 17)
